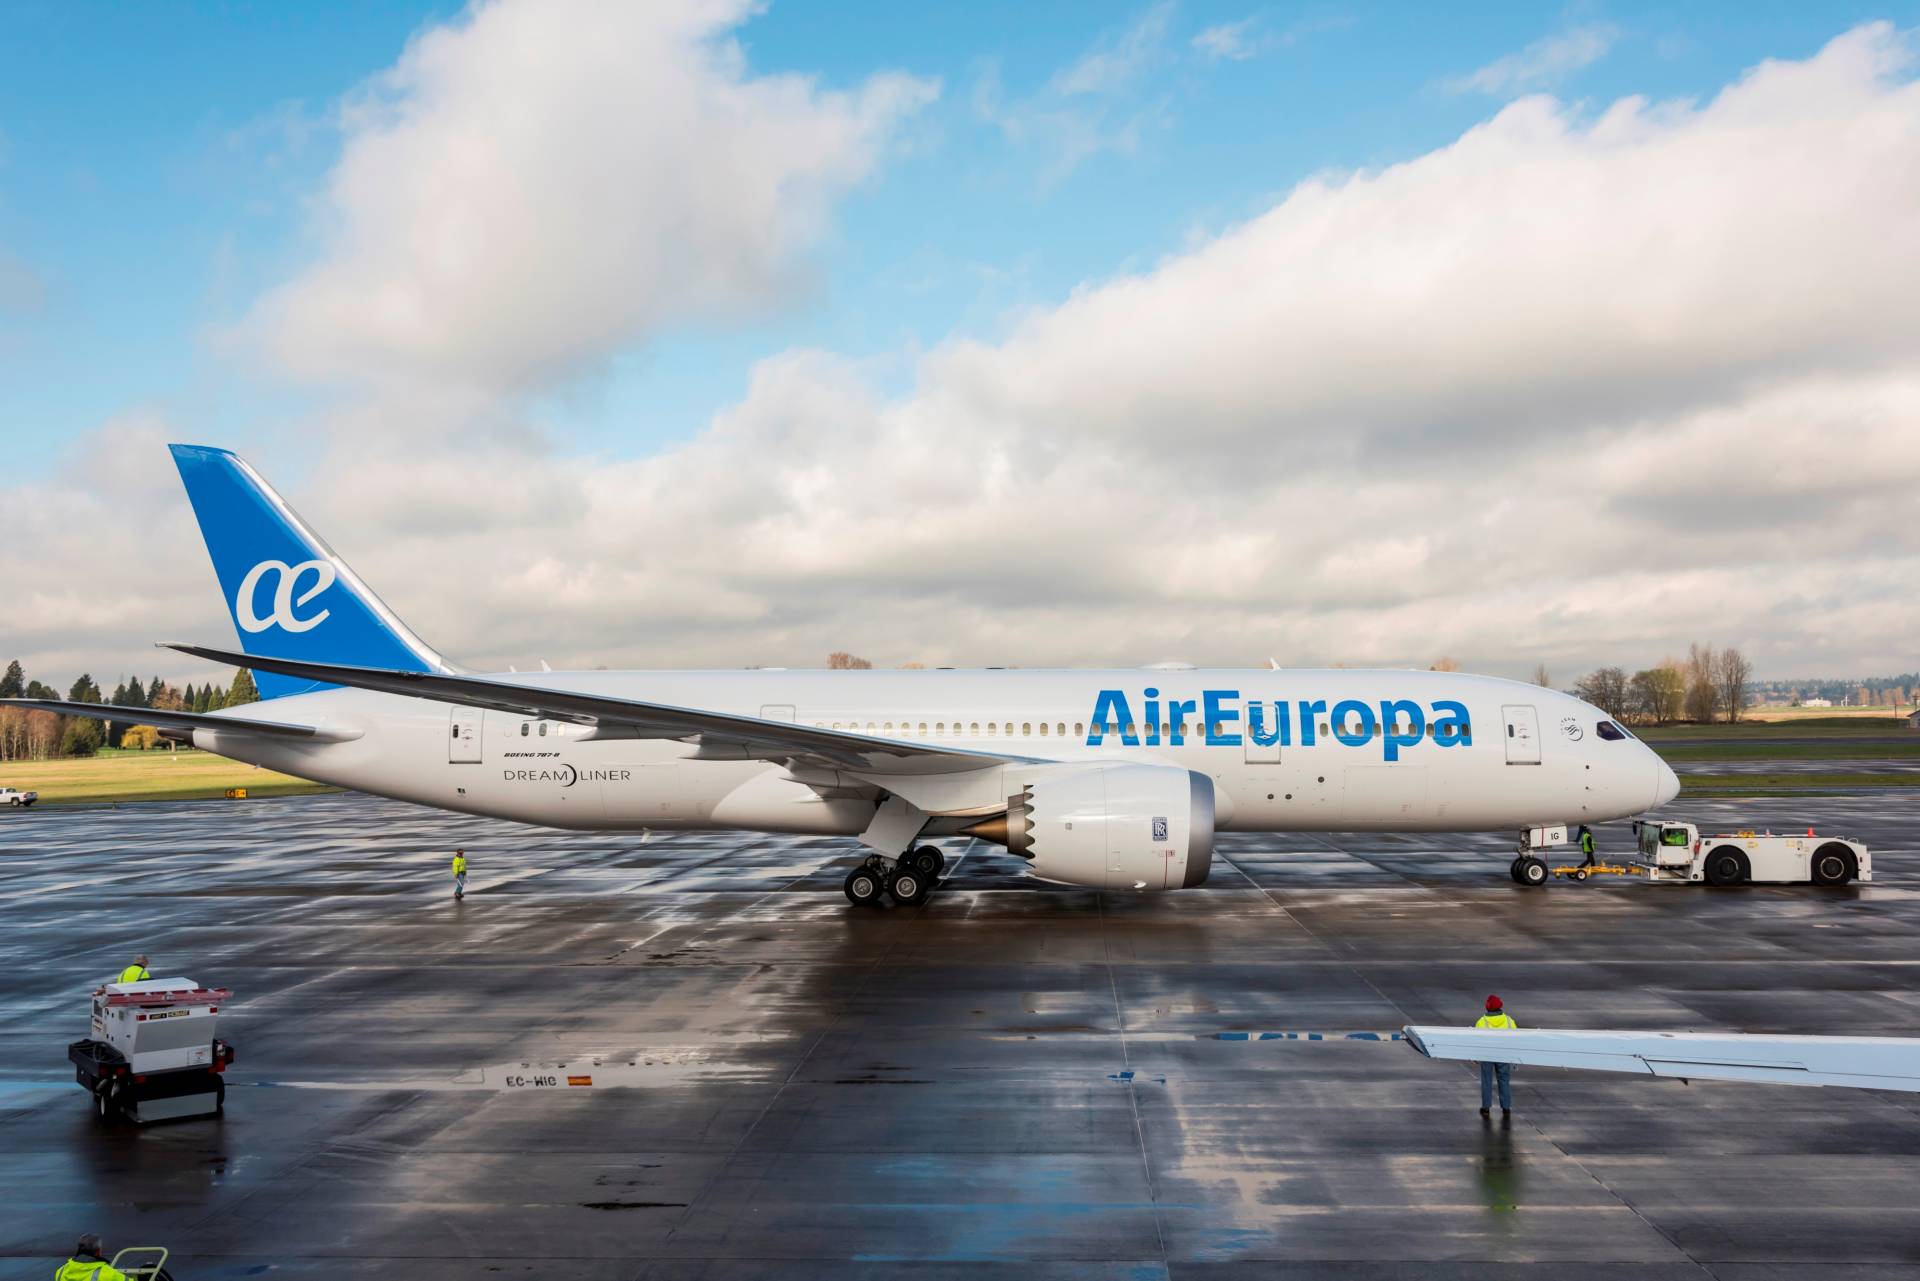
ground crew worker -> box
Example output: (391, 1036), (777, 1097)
(56, 1234), (129, 1280)
(1475, 994), (1517, 1118)
(116, 955), (150, 984)
(1577, 825), (1596, 868)
(451, 850), (468, 899)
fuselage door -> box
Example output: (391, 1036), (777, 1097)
(1502, 704), (1541, 765)
(449, 707), (483, 764)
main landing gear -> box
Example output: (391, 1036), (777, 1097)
(844, 845), (946, 908)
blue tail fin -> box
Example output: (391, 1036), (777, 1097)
(169, 444), (451, 698)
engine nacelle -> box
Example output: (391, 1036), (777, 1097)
(968, 763), (1214, 890)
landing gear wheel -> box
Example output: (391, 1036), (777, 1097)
(1810, 843), (1855, 886)
(887, 867), (931, 906)
(843, 865), (885, 907)
(1517, 856), (1548, 888)
(905, 845), (944, 879)
(1508, 857), (1526, 884)
(1704, 845), (1750, 887)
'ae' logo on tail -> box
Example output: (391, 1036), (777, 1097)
(236, 559), (336, 633)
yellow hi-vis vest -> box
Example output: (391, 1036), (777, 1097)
(1475, 1012), (1517, 1030)
(451, 854), (467, 876)
(117, 964), (150, 984)
(57, 1258), (129, 1281)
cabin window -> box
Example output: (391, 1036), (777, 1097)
(538, 722), (547, 737)
(1125, 723), (1137, 738)
(520, 722), (529, 737)
(1057, 722), (1066, 736)
(1022, 722), (1031, 736)
(1075, 722), (1085, 736)
(1039, 722), (1049, 736)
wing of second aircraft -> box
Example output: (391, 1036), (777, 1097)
(1404, 1024), (1920, 1092)
(163, 644), (1029, 777)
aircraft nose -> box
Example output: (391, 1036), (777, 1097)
(1651, 756), (1680, 810)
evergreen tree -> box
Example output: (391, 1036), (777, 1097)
(0, 660), (23, 699)
(124, 675), (147, 708)
(226, 669), (260, 705)
(148, 676), (164, 706)
(61, 718), (103, 757)
(24, 680), (56, 700)
(183, 683), (197, 710)
(68, 674), (103, 703)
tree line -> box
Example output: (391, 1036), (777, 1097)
(1571, 644), (1753, 726)
(0, 659), (260, 762)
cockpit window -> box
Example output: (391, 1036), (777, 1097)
(1595, 720), (1627, 741)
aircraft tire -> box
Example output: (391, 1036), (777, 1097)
(1810, 843), (1855, 886)
(1508, 857), (1526, 884)
(1704, 846), (1750, 887)
(887, 868), (930, 906)
(844, 866), (885, 907)
(905, 846), (943, 878)
(1517, 857), (1549, 888)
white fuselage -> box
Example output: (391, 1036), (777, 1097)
(196, 668), (1676, 836)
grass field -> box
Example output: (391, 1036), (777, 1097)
(1657, 741), (1920, 761)
(1679, 772), (1920, 796)
(0, 750), (332, 806)
(1638, 716), (1915, 741)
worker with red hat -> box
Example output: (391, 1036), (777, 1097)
(1475, 994), (1517, 1117)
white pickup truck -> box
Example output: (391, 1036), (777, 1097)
(0, 786), (37, 808)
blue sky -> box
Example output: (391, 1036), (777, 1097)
(5, 1), (1913, 476)
(4, 2), (1919, 682)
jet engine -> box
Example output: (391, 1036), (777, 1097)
(964, 763), (1213, 890)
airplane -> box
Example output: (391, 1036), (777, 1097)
(6, 444), (1680, 906)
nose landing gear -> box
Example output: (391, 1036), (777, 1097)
(1509, 855), (1549, 887)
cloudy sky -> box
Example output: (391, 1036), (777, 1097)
(3, 0), (1918, 689)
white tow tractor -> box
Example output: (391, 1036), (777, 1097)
(1634, 820), (1870, 887)
(69, 976), (236, 1123)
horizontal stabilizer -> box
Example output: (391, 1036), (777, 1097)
(0, 699), (360, 743)
(1404, 1025), (1920, 1093)
(161, 644), (1018, 776)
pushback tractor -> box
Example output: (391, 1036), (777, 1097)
(69, 976), (236, 1123)
(1634, 820), (1870, 886)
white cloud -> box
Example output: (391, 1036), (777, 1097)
(1193, 19), (1257, 62)
(975, 6), (1177, 185)
(246, 0), (936, 395)
(10, 24), (1920, 689)
(1448, 22), (1618, 96)
(1051, 3), (1174, 96)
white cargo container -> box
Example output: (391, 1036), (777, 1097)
(1634, 820), (1870, 887)
(69, 976), (236, 1122)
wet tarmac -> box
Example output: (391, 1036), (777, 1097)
(4, 792), (1920, 1278)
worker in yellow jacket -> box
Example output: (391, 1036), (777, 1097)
(1476, 994), (1517, 1117)
(56, 1234), (129, 1280)
(451, 850), (468, 900)
(117, 955), (150, 984)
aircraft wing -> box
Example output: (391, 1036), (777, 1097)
(1404, 1025), (1920, 1093)
(162, 644), (1026, 775)
(0, 699), (361, 743)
